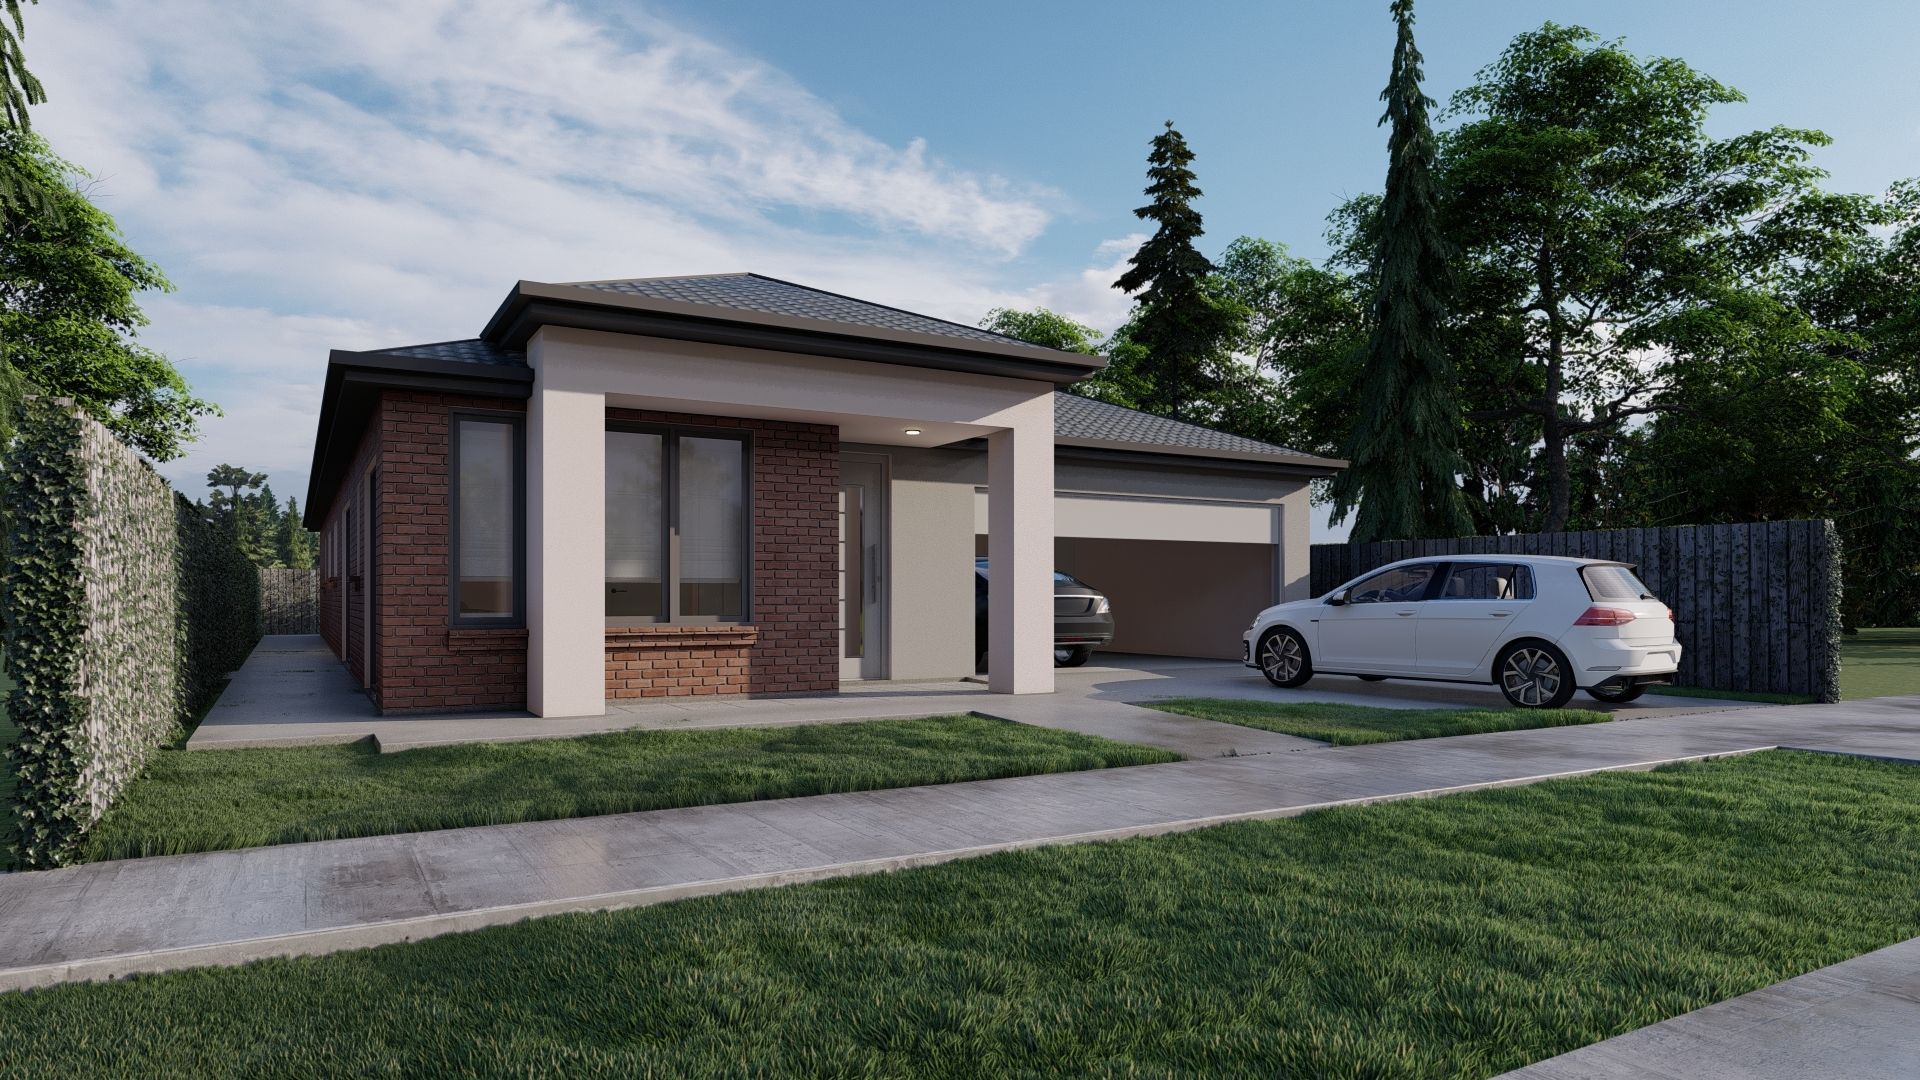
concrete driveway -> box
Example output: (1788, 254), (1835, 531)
(1068, 653), (1766, 716)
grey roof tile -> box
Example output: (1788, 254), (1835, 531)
(562, 273), (1060, 353)
(369, 339), (526, 366)
(1055, 392), (1325, 463)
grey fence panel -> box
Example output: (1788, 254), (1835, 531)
(259, 567), (320, 635)
(1308, 520), (1841, 701)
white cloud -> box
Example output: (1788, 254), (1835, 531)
(26, 1), (1095, 501)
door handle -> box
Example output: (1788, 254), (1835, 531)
(1396, 610), (1416, 617)
(1489, 611), (1512, 617)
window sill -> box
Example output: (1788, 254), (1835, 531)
(606, 625), (758, 647)
(448, 626), (530, 652)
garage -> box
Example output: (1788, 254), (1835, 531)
(976, 489), (1300, 660)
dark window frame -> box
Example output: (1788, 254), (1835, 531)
(448, 409), (527, 628)
(604, 420), (754, 626)
(1343, 563), (1439, 605)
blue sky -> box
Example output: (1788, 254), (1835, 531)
(28, 1), (1920, 536)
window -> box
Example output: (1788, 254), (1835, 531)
(1438, 563), (1535, 601)
(1344, 564), (1435, 604)
(451, 414), (523, 624)
(605, 424), (750, 623)
(1582, 564), (1654, 601)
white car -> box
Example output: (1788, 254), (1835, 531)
(1242, 555), (1682, 708)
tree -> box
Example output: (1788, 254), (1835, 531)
(277, 497), (316, 570)
(206, 464), (266, 537)
(1433, 23), (1844, 532)
(0, 0), (41, 130)
(979, 307), (1103, 354)
(0, 133), (217, 459)
(1103, 121), (1244, 419)
(1326, 0), (1470, 542)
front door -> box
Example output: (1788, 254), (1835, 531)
(838, 457), (887, 680)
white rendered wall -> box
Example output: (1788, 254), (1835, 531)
(985, 395), (1054, 694)
(526, 335), (608, 718)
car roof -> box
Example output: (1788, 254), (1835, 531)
(1367, 554), (1629, 569)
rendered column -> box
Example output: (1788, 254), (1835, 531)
(526, 369), (606, 718)
(986, 396), (1055, 694)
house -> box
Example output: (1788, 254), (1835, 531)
(304, 274), (1344, 718)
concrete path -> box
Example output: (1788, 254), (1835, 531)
(189, 638), (1762, 754)
(6, 692), (1918, 993)
(1500, 935), (1920, 1079)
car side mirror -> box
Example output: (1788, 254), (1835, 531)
(1326, 590), (1348, 607)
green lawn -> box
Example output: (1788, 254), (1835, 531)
(2, 751), (1916, 1077)
(1148, 697), (1613, 745)
(1841, 628), (1920, 700)
(79, 715), (1177, 863)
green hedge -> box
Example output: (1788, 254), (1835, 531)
(2, 398), (258, 868)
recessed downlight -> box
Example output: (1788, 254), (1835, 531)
(903, 428), (923, 435)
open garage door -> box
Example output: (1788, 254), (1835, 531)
(976, 492), (1284, 660)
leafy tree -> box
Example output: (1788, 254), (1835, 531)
(277, 497), (316, 570)
(1431, 23), (1846, 532)
(979, 307), (1103, 354)
(0, 0), (40, 130)
(1100, 121), (1244, 419)
(206, 464), (266, 538)
(1326, 0), (1470, 542)
(0, 133), (217, 459)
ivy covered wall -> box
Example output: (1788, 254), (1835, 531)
(3, 398), (258, 868)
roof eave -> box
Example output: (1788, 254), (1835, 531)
(481, 280), (1108, 386)
(1055, 436), (1347, 476)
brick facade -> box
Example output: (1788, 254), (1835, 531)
(313, 394), (839, 713)
(604, 408), (839, 698)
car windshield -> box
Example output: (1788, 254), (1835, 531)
(1582, 564), (1655, 601)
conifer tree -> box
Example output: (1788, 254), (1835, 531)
(1109, 121), (1242, 418)
(1327, 0), (1471, 541)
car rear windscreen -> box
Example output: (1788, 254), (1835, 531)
(1582, 565), (1654, 601)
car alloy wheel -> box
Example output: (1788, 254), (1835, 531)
(1501, 646), (1564, 707)
(1261, 632), (1304, 684)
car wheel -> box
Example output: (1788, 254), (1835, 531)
(1257, 628), (1313, 688)
(1356, 674), (1388, 682)
(1585, 681), (1648, 704)
(1496, 642), (1576, 709)
(1055, 645), (1093, 668)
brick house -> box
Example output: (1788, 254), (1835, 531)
(306, 274), (1342, 718)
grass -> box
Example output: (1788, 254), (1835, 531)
(1147, 697), (1614, 745)
(78, 715), (1177, 863)
(1841, 627), (1920, 700)
(2, 751), (1917, 1077)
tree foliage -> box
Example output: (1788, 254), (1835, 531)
(979, 307), (1103, 355)
(1326, 0), (1471, 542)
(0, 132), (217, 460)
(1095, 122), (1246, 419)
(203, 465), (314, 569)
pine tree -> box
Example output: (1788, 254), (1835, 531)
(278, 496), (315, 570)
(1109, 121), (1242, 418)
(1327, 0), (1471, 542)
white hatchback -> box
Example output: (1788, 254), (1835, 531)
(1242, 556), (1682, 708)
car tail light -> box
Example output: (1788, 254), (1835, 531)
(1574, 606), (1638, 626)
(1667, 608), (1675, 621)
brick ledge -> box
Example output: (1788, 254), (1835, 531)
(606, 625), (758, 648)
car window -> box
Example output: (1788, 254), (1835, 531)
(1345, 565), (1435, 604)
(1438, 563), (1533, 601)
(1582, 564), (1653, 601)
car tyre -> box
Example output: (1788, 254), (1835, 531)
(1257, 628), (1313, 689)
(1585, 681), (1648, 704)
(1055, 645), (1093, 668)
(1495, 641), (1577, 709)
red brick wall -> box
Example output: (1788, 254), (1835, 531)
(312, 397), (838, 713)
(604, 408), (839, 698)
(375, 392), (528, 713)
(317, 419), (379, 684)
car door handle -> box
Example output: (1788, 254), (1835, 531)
(1489, 611), (1512, 617)
(1396, 610), (1416, 617)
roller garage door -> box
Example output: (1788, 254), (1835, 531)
(975, 492), (1283, 660)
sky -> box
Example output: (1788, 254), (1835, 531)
(26, 0), (1920, 539)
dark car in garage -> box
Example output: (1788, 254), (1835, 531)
(974, 558), (1115, 668)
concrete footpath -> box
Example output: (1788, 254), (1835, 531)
(3, 692), (1917, 995)
(1500, 936), (1920, 1079)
